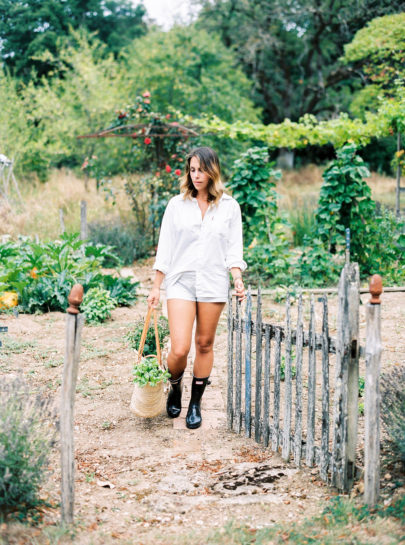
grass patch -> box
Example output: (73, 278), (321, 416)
(0, 335), (37, 357)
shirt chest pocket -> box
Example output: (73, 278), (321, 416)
(206, 213), (231, 242)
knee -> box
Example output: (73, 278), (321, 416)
(170, 345), (189, 361)
(195, 336), (214, 354)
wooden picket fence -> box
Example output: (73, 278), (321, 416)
(227, 262), (382, 501)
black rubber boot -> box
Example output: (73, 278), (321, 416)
(166, 372), (184, 418)
(186, 376), (210, 429)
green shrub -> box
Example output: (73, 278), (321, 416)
(81, 287), (116, 324)
(0, 234), (138, 314)
(359, 208), (405, 282)
(88, 218), (151, 265)
(295, 237), (342, 286)
(100, 275), (138, 306)
(228, 146), (292, 284)
(0, 377), (56, 517)
(381, 365), (405, 467)
(132, 356), (170, 387)
(127, 316), (170, 355)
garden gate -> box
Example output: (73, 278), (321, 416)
(227, 262), (382, 503)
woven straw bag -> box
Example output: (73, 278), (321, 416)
(130, 307), (166, 418)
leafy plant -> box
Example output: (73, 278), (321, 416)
(100, 275), (138, 307)
(0, 377), (57, 518)
(380, 365), (405, 467)
(295, 237), (342, 287)
(228, 146), (292, 284)
(132, 356), (170, 387)
(126, 316), (170, 356)
(0, 234), (138, 314)
(81, 287), (116, 325)
(315, 143), (374, 258)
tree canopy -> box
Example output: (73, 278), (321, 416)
(196, 0), (405, 123)
(122, 25), (260, 123)
(342, 13), (405, 116)
(0, 0), (147, 80)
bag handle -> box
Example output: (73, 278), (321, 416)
(137, 307), (162, 367)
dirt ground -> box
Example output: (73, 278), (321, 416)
(0, 259), (404, 544)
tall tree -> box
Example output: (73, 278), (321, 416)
(122, 25), (260, 123)
(342, 13), (405, 117)
(196, 0), (405, 123)
(0, 0), (147, 80)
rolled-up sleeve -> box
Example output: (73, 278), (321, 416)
(153, 199), (174, 275)
(225, 201), (247, 272)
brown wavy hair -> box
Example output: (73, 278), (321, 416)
(180, 146), (225, 204)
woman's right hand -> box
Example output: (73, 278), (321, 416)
(147, 287), (160, 308)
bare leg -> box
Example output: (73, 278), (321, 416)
(193, 302), (225, 378)
(166, 299), (196, 379)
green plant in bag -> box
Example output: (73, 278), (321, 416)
(132, 356), (171, 387)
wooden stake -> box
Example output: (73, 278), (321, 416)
(294, 294), (304, 466)
(282, 294), (292, 461)
(227, 289), (234, 430)
(244, 287), (252, 438)
(80, 200), (87, 241)
(364, 274), (383, 506)
(60, 285), (84, 524)
(255, 286), (263, 442)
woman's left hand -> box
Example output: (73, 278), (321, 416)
(234, 278), (245, 303)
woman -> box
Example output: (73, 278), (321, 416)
(147, 146), (246, 429)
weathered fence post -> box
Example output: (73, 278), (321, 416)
(364, 274), (383, 506)
(59, 208), (65, 234)
(60, 284), (84, 524)
(320, 295), (330, 481)
(306, 295), (316, 467)
(244, 287), (252, 438)
(294, 294), (304, 466)
(235, 298), (242, 434)
(254, 286), (263, 443)
(332, 262), (360, 491)
(80, 200), (87, 241)
(282, 294), (292, 461)
(227, 289), (234, 430)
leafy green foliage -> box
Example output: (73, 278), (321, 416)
(197, 0), (401, 124)
(0, 0), (146, 80)
(315, 143), (374, 255)
(0, 234), (138, 314)
(228, 147), (292, 284)
(343, 13), (405, 114)
(0, 377), (56, 517)
(381, 365), (405, 466)
(295, 238), (342, 286)
(100, 276), (137, 307)
(127, 316), (170, 356)
(228, 146), (280, 242)
(194, 91), (405, 150)
(81, 287), (116, 325)
(123, 25), (260, 124)
(313, 144), (405, 279)
(132, 356), (170, 387)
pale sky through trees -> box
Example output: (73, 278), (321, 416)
(139, 0), (199, 30)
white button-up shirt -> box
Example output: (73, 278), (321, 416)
(153, 192), (247, 298)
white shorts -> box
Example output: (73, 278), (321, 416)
(165, 272), (227, 303)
